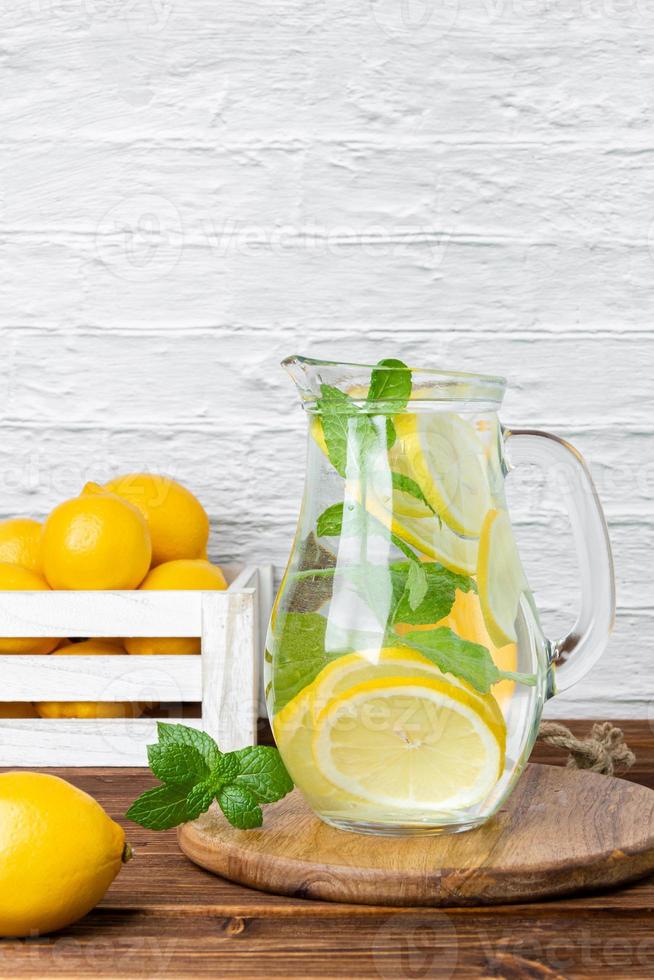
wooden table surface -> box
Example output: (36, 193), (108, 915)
(3, 720), (654, 979)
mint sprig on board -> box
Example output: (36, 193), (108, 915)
(126, 723), (293, 831)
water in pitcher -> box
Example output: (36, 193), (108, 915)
(265, 358), (550, 835)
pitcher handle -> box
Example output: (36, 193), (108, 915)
(503, 427), (615, 695)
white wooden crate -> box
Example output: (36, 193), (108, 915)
(0, 564), (274, 767)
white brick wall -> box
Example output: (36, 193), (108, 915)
(1, 0), (652, 717)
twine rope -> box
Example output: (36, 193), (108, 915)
(538, 721), (636, 776)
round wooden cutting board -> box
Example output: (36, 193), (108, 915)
(178, 763), (654, 906)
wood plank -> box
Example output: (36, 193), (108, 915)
(2, 722), (654, 978)
(4, 907), (654, 979)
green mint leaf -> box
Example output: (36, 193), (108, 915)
(391, 472), (438, 517)
(316, 501), (423, 570)
(397, 626), (536, 694)
(210, 751), (240, 788)
(386, 418), (397, 448)
(128, 726), (295, 832)
(297, 531), (337, 573)
(228, 745), (294, 804)
(316, 359), (412, 477)
(315, 384), (359, 477)
(405, 561), (428, 611)
(185, 780), (217, 821)
(316, 384), (386, 476)
(391, 562), (475, 626)
(156, 722), (222, 770)
(367, 359), (412, 451)
(343, 562), (396, 627)
(353, 413), (383, 462)
(286, 532), (337, 613)
(218, 784), (263, 830)
(366, 359), (412, 412)
(316, 502), (344, 537)
(272, 612), (345, 712)
(389, 530), (422, 564)
(316, 501), (369, 540)
(126, 784), (191, 831)
(147, 742), (210, 789)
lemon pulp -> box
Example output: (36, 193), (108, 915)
(313, 675), (505, 813)
(477, 509), (528, 646)
(391, 413), (491, 537)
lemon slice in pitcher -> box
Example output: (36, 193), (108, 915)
(311, 648), (504, 732)
(273, 687), (344, 806)
(312, 647), (446, 719)
(477, 509), (528, 647)
(391, 413), (491, 537)
(313, 675), (505, 811)
(363, 489), (478, 575)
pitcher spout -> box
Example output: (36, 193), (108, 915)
(281, 354), (507, 412)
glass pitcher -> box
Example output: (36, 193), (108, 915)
(265, 357), (615, 836)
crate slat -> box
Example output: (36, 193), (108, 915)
(201, 591), (258, 751)
(0, 718), (201, 766)
(0, 590), (205, 637)
(0, 655), (202, 701)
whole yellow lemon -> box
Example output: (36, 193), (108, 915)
(125, 558), (227, 655)
(0, 771), (129, 936)
(0, 518), (43, 575)
(35, 639), (144, 719)
(0, 564), (60, 654)
(104, 473), (209, 566)
(41, 491), (151, 590)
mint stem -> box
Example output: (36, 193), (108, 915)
(290, 567), (339, 581)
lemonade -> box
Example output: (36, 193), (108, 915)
(266, 358), (551, 834)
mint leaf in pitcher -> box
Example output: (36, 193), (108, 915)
(390, 561), (475, 626)
(286, 532), (337, 613)
(397, 626), (536, 694)
(367, 358), (412, 410)
(316, 502), (348, 538)
(316, 359), (412, 474)
(391, 472), (439, 517)
(272, 612), (342, 710)
(315, 384), (359, 476)
(405, 560), (429, 611)
(366, 358), (412, 448)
